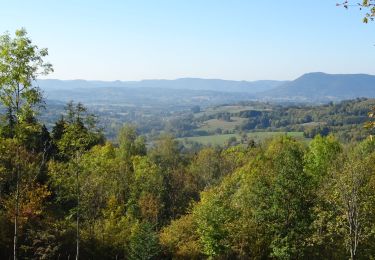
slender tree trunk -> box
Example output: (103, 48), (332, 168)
(76, 152), (80, 260)
(13, 162), (19, 260)
(13, 85), (20, 260)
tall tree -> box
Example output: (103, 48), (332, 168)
(331, 141), (375, 259)
(252, 136), (313, 259)
(56, 102), (103, 260)
(54, 101), (104, 161)
(0, 28), (52, 260)
(0, 28), (52, 136)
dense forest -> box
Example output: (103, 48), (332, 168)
(2, 105), (375, 259)
(2, 29), (375, 260)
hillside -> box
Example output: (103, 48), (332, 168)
(259, 72), (375, 102)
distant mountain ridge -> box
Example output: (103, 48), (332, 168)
(38, 78), (286, 93)
(38, 73), (375, 104)
(258, 72), (375, 102)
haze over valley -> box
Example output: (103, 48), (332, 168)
(40, 72), (375, 108)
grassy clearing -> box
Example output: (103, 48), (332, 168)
(198, 117), (247, 132)
(194, 105), (270, 118)
(178, 132), (306, 146)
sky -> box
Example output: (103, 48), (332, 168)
(0, 0), (374, 81)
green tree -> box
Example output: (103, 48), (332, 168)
(324, 141), (375, 259)
(302, 135), (344, 258)
(117, 124), (146, 161)
(149, 135), (187, 222)
(192, 176), (239, 258)
(252, 137), (313, 259)
(159, 213), (201, 259)
(189, 147), (223, 190)
(129, 221), (160, 260)
(54, 101), (104, 161)
(0, 28), (52, 260)
(304, 135), (342, 184)
(128, 156), (164, 225)
(0, 138), (51, 259)
(149, 135), (181, 170)
(51, 102), (103, 260)
(0, 28), (52, 137)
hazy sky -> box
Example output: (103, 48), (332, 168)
(1, 0), (374, 81)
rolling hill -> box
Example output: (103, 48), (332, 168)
(258, 72), (375, 102)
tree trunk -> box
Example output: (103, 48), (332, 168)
(13, 177), (19, 260)
(76, 153), (80, 260)
(13, 84), (21, 260)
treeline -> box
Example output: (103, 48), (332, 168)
(235, 99), (373, 140)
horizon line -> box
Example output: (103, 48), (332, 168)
(38, 71), (375, 83)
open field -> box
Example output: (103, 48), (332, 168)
(194, 105), (271, 117)
(198, 117), (247, 132)
(178, 131), (305, 146)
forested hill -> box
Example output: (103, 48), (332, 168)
(258, 72), (375, 102)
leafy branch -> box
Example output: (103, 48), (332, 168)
(337, 1), (375, 22)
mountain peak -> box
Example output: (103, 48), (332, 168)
(260, 72), (375, 102)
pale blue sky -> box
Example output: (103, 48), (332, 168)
(0, 0), (374, 81)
